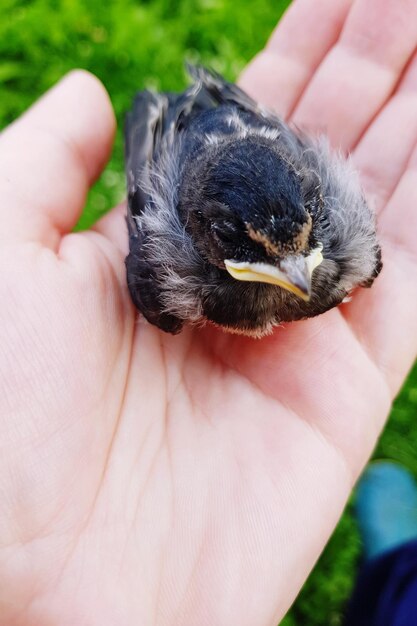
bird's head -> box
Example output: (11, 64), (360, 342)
(180, 137), (324, 301)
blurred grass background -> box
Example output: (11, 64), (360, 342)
(1, 0), (417, 623)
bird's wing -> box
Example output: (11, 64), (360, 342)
(185, 64), (292, 147)
(187, 63), (296, 138)
(125, 79), (218, 333)
(186, 64), (262, 113)
(125, 90), (168, 222)
(125, 90), (189, 333)
(125, 83), (212, 221)
(125, 223), (184, 334)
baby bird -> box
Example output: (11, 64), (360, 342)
(125, 66), (382, 336)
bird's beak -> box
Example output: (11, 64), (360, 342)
(224, 245), (323, 302)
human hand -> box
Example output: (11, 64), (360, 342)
(1, 0), (417, 624)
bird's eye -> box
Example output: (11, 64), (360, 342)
(212, 222), (236, 245)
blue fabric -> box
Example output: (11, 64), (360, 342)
(344, 538), (417, 625)
(355, 462), (417, 561)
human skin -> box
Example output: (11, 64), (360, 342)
(1, 0), (417, 624)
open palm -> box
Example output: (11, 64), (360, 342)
(2, 1), (417, 624)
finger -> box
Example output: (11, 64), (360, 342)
(0, 70), (115, 249)
(292, 0), (417, 150)
(343, 251), (417, 398)
(343, 148), (417, 396)
(380, 145), (417, 241)
(239, 0), (354, 118)
(91, 201), (128, 255)
(353, 48), (417, 213)
(379, 145), (417, 274)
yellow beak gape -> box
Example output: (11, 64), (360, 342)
(224, 245), (323, 302)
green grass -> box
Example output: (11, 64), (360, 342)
(2, 1), (417, 624)
(0, 0), (288, 227)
